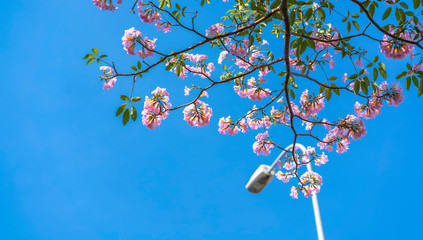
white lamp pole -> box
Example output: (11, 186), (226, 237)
(246, 143), (325, 240)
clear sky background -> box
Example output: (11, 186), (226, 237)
(1, 0), (422, 239)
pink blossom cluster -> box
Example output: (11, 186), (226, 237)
(137, 1), (171, 33)
(298, 90), (325, 118)
(183, 100), (213, 127)
(167, 54), (215, 79)
(246, 114), (272, 130)
(322, 49), (335, 69)
(227, 39), (248, 56)
(270, 106), (290, 124)
(99, 66), (117, 90)
(299, 171), (323, 198)
(301, 146), (329, 167)
(380, 32), (414, 60)
(317, 115), (367, 154)
(121, 27), (157, 59)
(312, 29), (339, 50)
(289, 49), (317, 72)
(218, 116), (248, 135)
(206, 23), (224, 36)
(234, 78), (270, 101)
(354, 81), (404, 119)
(142, 87), (172, 129)
(92, 0), (122, 11)
(252, 131), (274, 156)
(275, 171), (293, 183)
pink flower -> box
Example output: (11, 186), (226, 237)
(329, 59), (335, 69)
(270, 106), (290, 124)
(315, 152), (328, 166)
(354, 58), (363, 68)
(138, 37), (157, 59)
(218, 117), (248, 135)
(234, 85), (250, 98)
(252, 131), (274, 156)
(142, 87), (171, 129)
(184, 86), (190, 96)
(183, 100), (213, 127)
(259, 67), (271, 77)
(354, 100), (382, 120)
(100, 66), (117, 90)
(386, 83), (404, 107)
(206, 23), (224, 36)
(349, 118), (367, 140)
(93, 0), (121, 11)
(283, 161), (295, 171)
(380, 32), (414, 60)
(276, 171), (292, 183)
(300, 171), (323, 197)
(122, 27), (142, 55)
(218, 51), (228, 64)
(343, 73), (348, 83)
(290, 186), (298, 199)
(218, 116), (238, 135)
(322, 50), (332, 59)
(103, 78), (116, 90)
(248, 88), (270, 101)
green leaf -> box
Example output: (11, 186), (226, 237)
(396, 72), (407, 79)
(131, 97), (142, 102)
(123, 108), (130, 125)
(347, 21), (351, 33)
(405, 77), (411, 90)
(414, 0), (420, 9)
(319, 85), (326, 94)
(380, 68), (387, 80)
(130, 65), (137, 71)
(361, 81), (368, 95)
(331, 83), (340, 96)
(413, 76), (419, 87)
(249, 35), (254, 48)
(83, 54), (94, 59)
(354, 81), (360, 94)
(352, 21), (360, 31)
(92, 48), (98, 55)
(289, 9), (296, 24)
(175, 3), (181, 10)
(373, 55), (379, 63)
(382, 7), (392, 20)
(399, 2), (408, 9)
(351, 13), (359, 18)
(131, 107), (137, 121)
(369, 4), (375, 17)
(419, 80), (423, 96)
(120, 95), (129, 101)
(290, 89), (295, 99)
(317, 8), (326, 21)
(86, 58), (95, 65)
(329, 76), (337, 81)
(137, 61), (142, 69)
(116, 104), (126, 116)
(99, 55), (107, 58)
(325, 88), (332, 101)
(379, 62), (386, 71)
(373, 68), (378, 81)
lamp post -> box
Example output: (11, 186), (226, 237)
(245, 143), (325, 240)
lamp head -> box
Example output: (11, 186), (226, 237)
(245, 164), (275, 194)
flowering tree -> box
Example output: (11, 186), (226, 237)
(85, 0), (423, 199)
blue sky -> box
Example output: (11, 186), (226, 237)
(1, 0), (422, 239)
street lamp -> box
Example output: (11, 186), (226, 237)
(245, 143), (325, 240)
